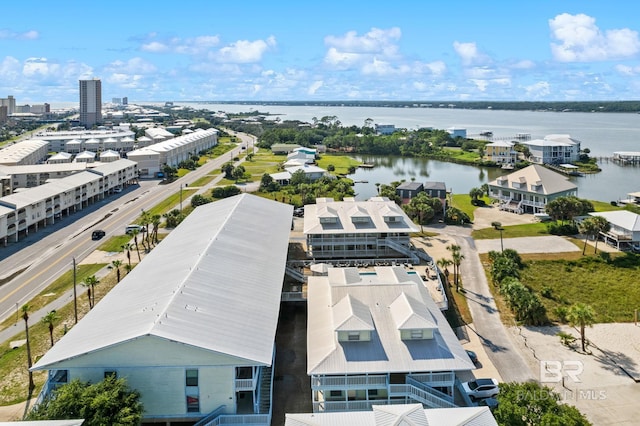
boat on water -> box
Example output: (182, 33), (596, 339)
(359, 163), (375, 168)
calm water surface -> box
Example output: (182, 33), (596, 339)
(160, 102), (640, 202)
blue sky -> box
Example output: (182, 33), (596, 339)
(2, 1), (640, 103)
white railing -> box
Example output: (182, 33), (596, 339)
(389, 384), (457, 408)
(408, 372), (455, 386)
(311, 375), (387, 389)
(208, 414), (270, 425)
(234, 378), (255, 391)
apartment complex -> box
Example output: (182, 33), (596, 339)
(303, 197), (420, 263)
(79, 78), (102, 128)
(32, 194), (292, 425)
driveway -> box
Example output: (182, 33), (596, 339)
(474, 236), (580, 254)
(418, 224), (535, 383)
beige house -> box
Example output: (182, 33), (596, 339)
(487, 164), (578, 214)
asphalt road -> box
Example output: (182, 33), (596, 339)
(0, 140), (246, 325)
(440, 224), (535, 383)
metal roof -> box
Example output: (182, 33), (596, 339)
(488, 164), (577, 195)
(303, 197), (419, 235)
(33, 194), (293, 370)
(307, 266), (475, 375)
(285, 405), (497, 426)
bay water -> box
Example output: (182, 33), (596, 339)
(162, 103), (640, 202)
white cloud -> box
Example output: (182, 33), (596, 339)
(0, 29), (39, 40)
(549, 13), (640, 62)
(105, 57), (157, 74)
(453, 41), (491, 66)
(308, 80), (323, 95)
(216, 36), (276, 63)
(524, 81), (551, 98)
(324, 27), (401, 68)
(23, 57), (57, 77)
(141, 35), (222, 55)
(141, 41), (169, 53)
(615, 64), (640, 76)
(511, 60), (536, 70)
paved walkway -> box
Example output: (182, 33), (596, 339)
(475, 235), (579, 254)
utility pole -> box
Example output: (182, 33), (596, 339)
(73, 257), (78, 324)
(180, 184), (183, 211)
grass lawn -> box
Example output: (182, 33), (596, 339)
(450, 194), (490, 221)
(0, 263), (123, 405)
(97, 235), (133, 252)
(472, 222), (550, 239)
(480, 251), (640, 324)
(189, 174), (218, 188)
(442, 147), (482, 162)
(144, 188), (199, 217)
(316, 154), (362, 175)
(591, 199), (623, 212)
(443, 277), (474, 328)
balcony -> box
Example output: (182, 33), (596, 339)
(311, 375), (388, 390)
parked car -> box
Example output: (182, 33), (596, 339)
(125, 225), (145, 235)
(113, 187), (123, 193)
(461, 378), (499, 400)
(466, 349), (478, 365)
(293, 207), (304, 217)
(631, 243), (640, 253)
(91, 230), (106, 240)
(477, 397), (499, 409)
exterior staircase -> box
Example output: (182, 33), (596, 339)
(258, 366), (273, 414)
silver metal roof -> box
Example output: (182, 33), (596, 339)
(33, 194), (293, 370)
(307, 266), (475, 375)
(285, 405), (497, 426)
(303, 197), (419, 235)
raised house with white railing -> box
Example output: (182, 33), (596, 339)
(306, 266), (475, 413)
(487, 164), (577, 214)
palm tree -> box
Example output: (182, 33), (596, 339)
(436, 258), (453, 284)
(81, 280), (93, 309)
(121, 243), (131, 267)
(131, 229), (142, 261)
(590, 215), (610, 254)
(84, 275), (100, 307)
(151, 214), (162, 245)
(578, 218), (598, 255)
(112, 260), (123, 282)
(446, 244), (465, 292)
(567, 303), (596, 352)
(140, 210), (152, 250)
(124, 263), (133, 275)
(41, 310), (59, 347)
(21, 304), (35, 391)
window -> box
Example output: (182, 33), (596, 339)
(329, 390), (343, 397)
(348, 331), (361, 341)
(186, 395), (200, 413)
(104, 370), (117, 379)
(51, 370), (68, 384)
(368, 389), (378, 397)
(186, 369), (198, 387)
(410, 329), (423, 339)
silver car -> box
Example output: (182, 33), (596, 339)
(461, 378), (499, 400)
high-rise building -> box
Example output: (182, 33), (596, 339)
(0, 95), (16, 115)
(79, 79), (102, 128)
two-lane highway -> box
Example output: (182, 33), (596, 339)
(0, 142), (245, 323)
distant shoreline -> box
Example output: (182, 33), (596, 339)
(173, 100), (640, 113)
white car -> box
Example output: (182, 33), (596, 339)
(461, 378), (499, 400)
